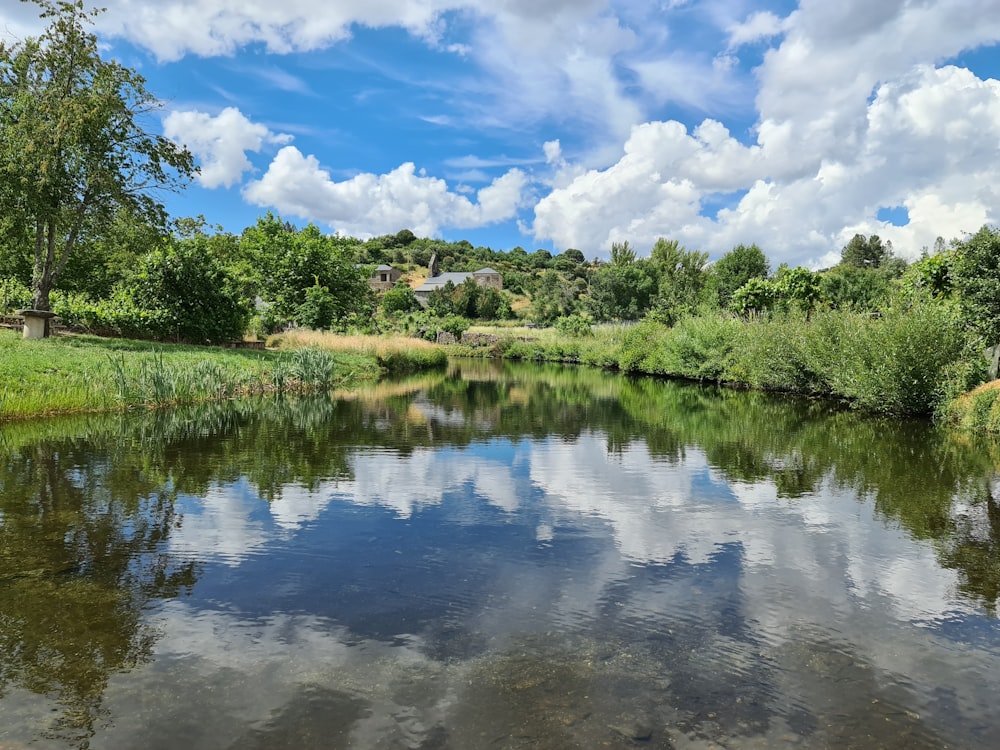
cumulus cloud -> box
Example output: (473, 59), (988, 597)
(163, 107), (293, 189)
(533, 1), (1000, 264)
(7, 0), (1000, 265)
(243, 146), (527, 237)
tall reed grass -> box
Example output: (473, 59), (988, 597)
(464, 301), (975, 416)
(0, 329), (382, 421)
(267, 330), (448, 373)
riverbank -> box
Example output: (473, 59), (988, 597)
(2, 305), (982, 423)
(451, 303), (977, 418)
(941, 380), (1000, 432)
(0, 330), (446, 421)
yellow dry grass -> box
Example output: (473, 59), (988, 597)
(267, 329), (442, 357)
(951, 379), (1000, 411)
(330, 371), (447, 401)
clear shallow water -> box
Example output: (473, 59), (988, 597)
(3, 360), (1000, 748)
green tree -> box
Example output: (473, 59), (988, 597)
(381, 282), (419, 315)
(900, 250), (954, 300)
(819, 265), (892, 311)
(649, 238), (710, 324)
(427, 281), (457, 317)
(952, 225), (1000, 378)
(775, 266), (823, 319)
(586, 261), (658, 322)
(241, 214), (373, 328)
(54, 208), (169, 300)
(840, 233), (893, 269)
(116, 234), (252, 343)
(730, 277), (780, 317)
(610, 240), (636, 266)
(0, 0), (196, 314)
(454, 277), (482, 318)
(531, 269), (578, 324)
(714, 244), (770, 308)
(528, 249), (553, 269)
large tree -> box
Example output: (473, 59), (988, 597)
(241, 213), (374, 330)
(840, 233), (893, 269)
(714, 243), (770, 308)
(0, 0), (195, 314)
(952, 225), (1000, 378)
(649, 238), (709, 324)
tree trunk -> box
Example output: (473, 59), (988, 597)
(990, 343), (1000, 382)
(30, 218), (60, 315)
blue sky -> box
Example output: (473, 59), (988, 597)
(3, 0), (1000, 266)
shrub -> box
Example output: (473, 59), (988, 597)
(117, 242), (252, 343)
(50, 291), (102, 331)
(439, 315), (470, 339)
(555, 314), (593, 337)
(0, 277), (31, 313)
(296, 282), (337, 330)
(381, 283), (419, 315)
(813, 300), (970, 414)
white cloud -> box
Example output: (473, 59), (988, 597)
(532, 1), (1000, 264)
(7, 1), (1000, 265)
(0, 1), (45, 41)
(243, 146), (526, 236)
(163, 107), (293, 189)
(93, 0), (460, 61)
(727, 10), (786, 49)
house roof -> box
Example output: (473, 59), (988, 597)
(413, 268), (503, 293)
(414, 271), (474, 293)
(374, 264), (396, 271)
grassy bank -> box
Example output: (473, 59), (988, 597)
(453, 303), (979, 417)
(941, 380), (1000, 432)
(0, 330), (446, 421)
(267, 330), (448, 372)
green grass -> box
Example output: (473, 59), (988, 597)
(455, 304), (975, 417)
(0, 330), (383, 421)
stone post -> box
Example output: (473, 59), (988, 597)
(18, 310), (56, 339)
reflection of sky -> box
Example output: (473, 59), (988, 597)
(150, 423), (1000, 748)
(167, 429), (989, 629)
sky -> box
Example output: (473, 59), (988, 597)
(3, 0), (1000, 267)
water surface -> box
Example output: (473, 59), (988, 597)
(3, 360), (1000, 748)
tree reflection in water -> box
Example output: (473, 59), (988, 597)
(2, 361), (1000, 747)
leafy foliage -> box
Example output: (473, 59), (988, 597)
(819, 265), (893, 311)
(586, 261), (657, 321)
(648, 238), (710, 325)
(714, 243), (770, 308)
(952, 225), (1000, 347)
(112, 237), (252, 343)
(840, 233), (893, 269)
(380, 283), (419, 315)
(241, 214), (373, 330)
(0, 0), (196, 311)
(610, 240), (636, 266)
(532, 269), (579, 324)
(554, 314), (593, 337)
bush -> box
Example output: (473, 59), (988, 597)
(837, 300), (969, 414)
(729, 314), (822, 393)
(50, 291), (102, 331)
(117, 242), (252, 343)
(439, 315), (470, 339)
(555, 314), (593, 337)
(381, 283), (419, 315)
(0, 277), (32, 313)
(296, 282), (337, 330)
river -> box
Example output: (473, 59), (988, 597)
(2, 360), (999, 748)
